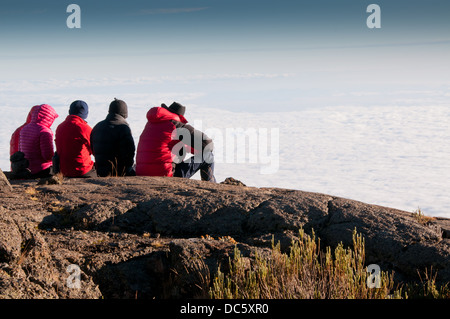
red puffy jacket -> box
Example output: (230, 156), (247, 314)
(55, 115), (94, 177)
(10, 106), (38, 156)
(136, 107), (188, 177)
(19, 104), (59, 174)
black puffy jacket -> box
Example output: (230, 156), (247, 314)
(90, 113), (136, 177)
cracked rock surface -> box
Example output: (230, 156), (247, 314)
(1, 169), (449, 299)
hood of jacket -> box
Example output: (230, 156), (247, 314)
(30, 104), (59, 128)
(65, 114), (88, 125)
(26, 105), (39, 124)
(147, 106), (188, 124)
(105, 112), (129, 126)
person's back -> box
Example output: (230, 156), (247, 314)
(10, 105), (37, 157)
(55, 100), (94, 177)
(10, 123), (27, 157)
(136, 102), (216, 182)
(136, 104), (187, 177)
(90, 99), (135, 177)
(19, 104), (58, 177)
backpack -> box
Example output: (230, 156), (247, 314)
(10, 151), (32, 179)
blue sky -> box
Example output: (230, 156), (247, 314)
(0, 0), (449, 111)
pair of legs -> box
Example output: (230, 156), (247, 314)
(52, 165), (97, 179)
(173, 154), (216, 183)
(52, 152), (96, 178)
(75, 167), (97, 178)
(31, 167), (52, 179)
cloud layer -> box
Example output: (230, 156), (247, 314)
(1, 87), (449, 218)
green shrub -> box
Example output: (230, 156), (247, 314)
(209, 229), (402, 299)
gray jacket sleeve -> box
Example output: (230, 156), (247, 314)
(171, 120), (214, 154)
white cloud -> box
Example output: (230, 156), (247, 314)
(0, 73), (294, 94)
(1, 83), (449, 219)
(185, 104), (450, 218)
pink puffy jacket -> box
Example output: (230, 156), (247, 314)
(10, 106), (36, 156)
(19, 104), (59, 174)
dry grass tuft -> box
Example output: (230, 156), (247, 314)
(412, 207), (436, 225)
(210, 229), (401, 299)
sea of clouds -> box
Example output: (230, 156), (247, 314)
(0, 78), (449, 218)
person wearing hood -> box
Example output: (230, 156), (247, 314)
(19, 104), (59, 178)
(10, 105), (39, 157)
(55, 100), (95, 178)
(90, 98), (136, 177)
(9, 105), (38, 178)
(136, 102), (216, 182)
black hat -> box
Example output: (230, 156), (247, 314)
(162, 102), (186, 116)
(109, 98), (128, 119)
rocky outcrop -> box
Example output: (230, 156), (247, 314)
(0, 175), (449, 299)
(0, 169), (12, 193)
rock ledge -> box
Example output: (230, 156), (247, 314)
(1, 171), (449, 298)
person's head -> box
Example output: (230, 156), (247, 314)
(109, 98), (128, 119)
(69, 100), (89, 120)
(30, 104), (58, 128)
(162, 102), (186, 117)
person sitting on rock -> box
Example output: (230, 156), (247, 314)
(90, 98), (136, 177)
(55, 100), (96, 178)
(9, 105), (39, 179)
(19, 104), (59, 179)
(136, 102), (216, 182)
(10, 105), (38, 158)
